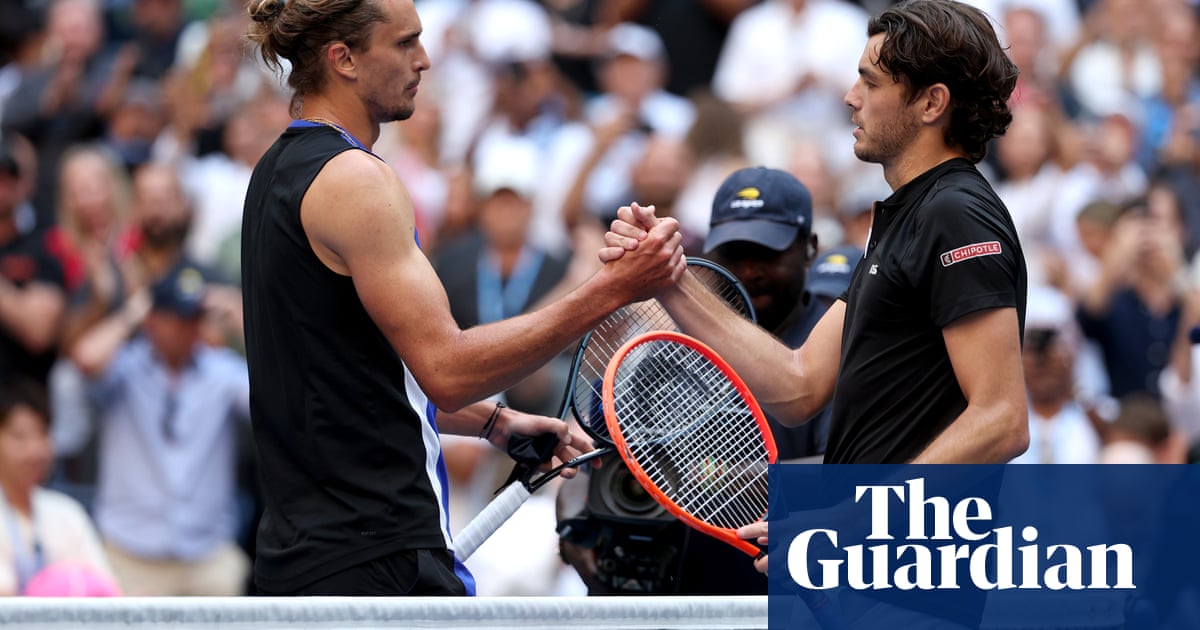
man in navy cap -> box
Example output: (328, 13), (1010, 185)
(807, 245), (864, 310)
(703, 166), (834, 460)
(69, 262), (252, 596)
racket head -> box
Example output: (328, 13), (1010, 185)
(601, 330), (778, 557)
(567, 259), (756, 445)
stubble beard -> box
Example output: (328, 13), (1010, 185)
(853, 111), (921, 165)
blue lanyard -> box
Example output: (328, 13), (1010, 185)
(4, 496), (44, 594)
(476, 247), (544, 325)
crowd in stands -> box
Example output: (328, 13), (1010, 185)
(0, 0), (1197, 598)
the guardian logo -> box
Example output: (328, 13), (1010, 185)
(786, 478), (1135, 592)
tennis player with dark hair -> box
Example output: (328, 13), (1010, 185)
(605, 0), (1029, 524)
(241, 0), (685, 596)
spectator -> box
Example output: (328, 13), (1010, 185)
(59, 161), (190, 353)
(1011, 284), (1102, 464)
(1136, 2), (1200, 173)
(42, 145), (136, 297)
(701, 167), (828, 460)
(1, 0), (135, 228)
(807, 245), (862, 311)
(1078, 197), (1185, 399)
(179, 93), (291, 269)
(672, 90), (750, 243)
(1051, 110), (1148, 292)
(993, 102), (1065, 253)
(0, 136), (66, 389)
(120, 0), (189, 81)
(711, 0), (867, 166)
(596, 0), (754, 97)
(0, 379), (117, 597)
(68, 263), (251, 596)
(1061, 0), (1161, 121)
(1000, 4), (1060, 109)
(469, 54), (591, 257)
(1098, 393), (1188, 463)
(578, 23), (695, 224)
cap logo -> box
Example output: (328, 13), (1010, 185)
(814, 254), (852, 275)
(940, 241), (1002, 267)
(730, 186), (765, 209)
(177, 267), (205, 297)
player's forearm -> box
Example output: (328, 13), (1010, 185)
(909, 399), (1030, 464)
(657, 273), (824, 422)
(416, 274), (625, 412)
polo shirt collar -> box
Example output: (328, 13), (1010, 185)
(877, 157), (974, 214)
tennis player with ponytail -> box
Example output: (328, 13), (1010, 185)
(241, 0), (685, 596)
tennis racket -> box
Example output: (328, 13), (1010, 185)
(452, 258), (754, 560)
(602, 330), (848, 630)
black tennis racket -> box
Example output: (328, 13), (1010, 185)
(452, 258), (754, 560)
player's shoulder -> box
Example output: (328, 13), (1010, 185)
(925, 167), (1003, 217)
(318, 148), (399, 189)
(308, 149), (409, 216)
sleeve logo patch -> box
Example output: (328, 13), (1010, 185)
(940, 241), (1002, 267)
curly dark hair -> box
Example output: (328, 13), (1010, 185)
(868, 0), (1018, 163)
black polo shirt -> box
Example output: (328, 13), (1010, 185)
(825, 158), (1027, 464)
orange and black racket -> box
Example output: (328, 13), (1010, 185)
(602, 330), (847, 630)
(453, 259), (754, 561)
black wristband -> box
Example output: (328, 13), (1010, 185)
(479, 401), (505, 440)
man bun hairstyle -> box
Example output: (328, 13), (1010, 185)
(246, 0), (385, 112)
(868, 0), (1019, 163)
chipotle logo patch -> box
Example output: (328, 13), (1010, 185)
(939, 241), (1001, 267)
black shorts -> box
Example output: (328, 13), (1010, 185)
(258, 548), (467, 596)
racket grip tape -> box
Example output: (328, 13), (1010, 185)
(453, 483), (532, 561)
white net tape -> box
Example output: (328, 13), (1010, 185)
(0, 596), (768, 630)
(0, 592), (1130, 629)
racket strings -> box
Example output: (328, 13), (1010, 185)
(611, 340), (770, 531)
(572, 265), (751, 444)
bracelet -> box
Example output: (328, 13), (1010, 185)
(479, 402), (505, 440)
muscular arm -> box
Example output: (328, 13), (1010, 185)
(303, 152), (684, 412)
(658, 275), (843, 423)
(910, 308), (1029, 464)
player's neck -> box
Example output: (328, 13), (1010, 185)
(882, 137), (965, 191)
(298, 94), (378, 149)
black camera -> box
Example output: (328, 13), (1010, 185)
(558, 459), (684, 594)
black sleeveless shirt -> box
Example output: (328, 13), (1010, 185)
(242, 123), (453, 591)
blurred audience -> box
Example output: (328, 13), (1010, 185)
(0, 379), (117, 597)
(67, 264), (250, 596)
(0, 0), (1197, 599)
(0, 135), (66, 389)
(1011, 285), (1103, 464)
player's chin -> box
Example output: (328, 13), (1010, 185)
(385, 102), (416, 123)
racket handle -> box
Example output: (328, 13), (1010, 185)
(453, 483), (532, 561)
